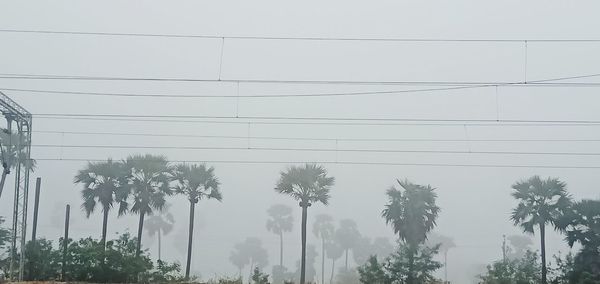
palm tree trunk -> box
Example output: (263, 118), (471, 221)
(330, 258), (335, 284)
(300, 204), (308, 284)
(279, 231), (284, 267)
(540, 223), (547, 284)
(444, 250), (448, 284)
(185, 201), (196, 279)
(321, 237), (325, 284)
(158, 228), (162, 261)
(101, 207), (109, 249)
(0, 167), (8, 199)
(345, 249), (349, 270)
(407, 243), (416, 284)
(136, 211), (145, 257)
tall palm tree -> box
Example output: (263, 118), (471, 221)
(266, 204), (294, 268)
(313, 214), (334, 284)
(275, 164), (335, 284)
(171, 163), (221, 279)
(144, 203), (175, 261)
(74, 159), (128, 247)
(124, 154), (172, 257)
(559, 199), (600, 249)
(0, 129), (36, 199)
(510, 176), (571, 284)
(382, 179), (439, 284)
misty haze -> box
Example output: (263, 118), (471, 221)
(0, 2), (599, 284)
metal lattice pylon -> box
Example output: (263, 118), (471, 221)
(0, 91), (32, 281)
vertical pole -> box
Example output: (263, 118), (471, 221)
(31, 177), (41, 242)
(62, 204), (70, 281)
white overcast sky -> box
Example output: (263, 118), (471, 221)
(1, 1), (600, 283)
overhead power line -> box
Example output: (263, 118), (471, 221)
(29, 144), (600, 156)
(30, 158), (600, 169)
(2, 73), (600, 86)
(33, 115), (600, 127)
(32, 113), (600, 125)
(35, 130), (600, 142)
(2, 29), (600, 42)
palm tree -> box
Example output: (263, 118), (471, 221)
(266, 204), (294, 268)
(325, 241), (343, 284)
(144, 203), (175, 261)
(382, 179), (439, 284)
(0, 129), (36, 199)
(313, 214), (334, 284)
(171, 163), (221, 279)
(123, 154), (172, 257)
(334, 219), (361, 270)
(559, 199), (600, 249)
(510, 176), (571, 284)
(275, 164), (335, 284)
(74, 159), (128, 247)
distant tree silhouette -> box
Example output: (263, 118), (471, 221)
(123, 154), (172, 257)
(144, 203), (175, 261)
(229, 237), (269, 282)
(426, 233), (455, 283)
(313, 214), (334, 284)
(171, 163), (221, 279)
(352, 236), (373, 267)
(325, 241), (343, 284)
(275, 164), (334, 284)
(382, 179), (440, 284)
(372, 237), (394, 261)
(334, 219), (361, 270)
(266, 204), (294, 267)
(506, 235), (533, 260)
(510, 176), (571, 284)
(74, 159), (128, 247)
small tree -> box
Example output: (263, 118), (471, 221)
(251, 267), (270, 284)
(357, 256), (389, 284)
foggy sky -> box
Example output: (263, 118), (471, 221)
(1, 1), (600, 283)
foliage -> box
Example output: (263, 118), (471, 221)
(251, 266), (270, 284)
(75, 159), (129, 217)
(358, 256), (390, 284)
(511, 176), (571, 234)
(357, 243), (441, 284)
(381, 179), (440, 283)
(171, 163), (221, 203)
(275, 163), (334, 206)
(510, 176), (571, 284)
(0, 217), (9, 250)
(385, 243), (442, 284)
(65, 233), (153, 283)
(141, 259), (186, 283)
(125, 154), (172, 217)
(24, 239), (61, 281)
(479, 250), (542, 284)
(382, 179), (440, 247)
(559, 199), (600, 249)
